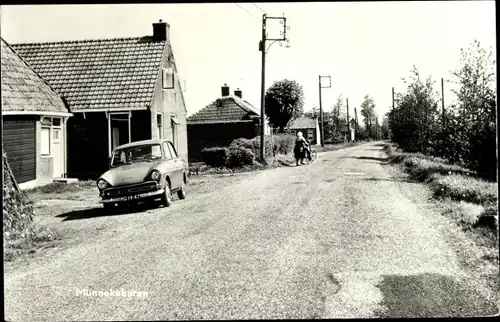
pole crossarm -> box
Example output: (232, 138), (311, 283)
(319, 75), (331, 88)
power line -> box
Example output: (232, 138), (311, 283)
(234, 3), (261, 21)
(252, 3), (266, 14)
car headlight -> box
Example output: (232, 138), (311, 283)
(150, 170), (161, 181)
(97, 179), (108, 190)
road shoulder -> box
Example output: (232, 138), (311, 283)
(382, 160), (499, 311)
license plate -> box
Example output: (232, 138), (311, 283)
(126, 195), (140, 201)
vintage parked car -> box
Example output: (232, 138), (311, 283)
(96, 139), (188, 211)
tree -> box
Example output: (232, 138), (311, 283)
(448, 39), (496, 180)
(324, 95), (347, 142)
(381, 113), (390, 139)
(388, 66), (440, 153)
(360, 95), (376, 139)
(265, 79), (305, 132)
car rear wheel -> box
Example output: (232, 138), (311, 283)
(177, 180), (186, 200)
(161, 183), (173, 207)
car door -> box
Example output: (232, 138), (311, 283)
(167, 141), (183, 188)
(162, 141), (178, 189)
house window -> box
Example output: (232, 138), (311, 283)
(53, 118), (61, 127)
(162, 68), (174, 89)
(307, 129), (314, 140)
(157, 113), (163, 139)
(41, 127), (51, 155)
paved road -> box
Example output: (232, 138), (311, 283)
(4, 142), (498, 320)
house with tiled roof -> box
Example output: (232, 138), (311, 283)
(11, 20), (188, 179)
(186, 84), (270, 162)
(1, 38), (73, 189)
(287, 116), (321, 145)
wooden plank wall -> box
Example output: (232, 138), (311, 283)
(3, 116), (36, 183)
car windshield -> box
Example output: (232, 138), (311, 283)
(111, 144), (162, 167)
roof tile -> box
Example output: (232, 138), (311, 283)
(289, 117), (318, 129)
(187, 95), (260, 124)
(1, 38), (68, 114)
(11, 36), (167, 111)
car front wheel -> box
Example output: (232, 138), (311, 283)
(161, 183), (173, 207)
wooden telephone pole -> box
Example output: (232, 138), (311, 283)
(259, 13), (288, 161)
(318, 75), (331, 147)
(354, 107), (359, 142)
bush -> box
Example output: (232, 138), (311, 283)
(201, 147), (229, 167)
(430, 173), (498, 205)
(227, 146), (255, 168)
(229, 138), (254, 151)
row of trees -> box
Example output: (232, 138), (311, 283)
(388, 40), (496, 181)
(263, 78), (389, 143)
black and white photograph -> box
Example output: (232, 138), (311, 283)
(1, 1), (498, 320)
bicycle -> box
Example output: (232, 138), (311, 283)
(308, 147), (317, 163)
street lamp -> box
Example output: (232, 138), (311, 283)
(318, 75), (331, 147)
(259, 13), (290, 161)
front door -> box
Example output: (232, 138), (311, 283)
(52, 127), (63, 178)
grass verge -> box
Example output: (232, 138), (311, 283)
(384, 144), (497, 208)
(24, 180), (96, 194)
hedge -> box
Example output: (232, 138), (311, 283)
(201, 147), (229, 167)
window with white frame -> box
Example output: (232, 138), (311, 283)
(162, 68), (174, 89)
(41, 127), (51, 155)
(157, 113), (163, 139)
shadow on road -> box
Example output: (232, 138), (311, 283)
(350, 156), (391, 162)
(372, 142), (389, 147)
(56, 203), (157, 221)
(361, 177), (418, 184)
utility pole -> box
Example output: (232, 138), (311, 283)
(318, 75), (331, 147)
(392, 87), (395, 130)
(441, 78), (445, 124)
(259, 13), (288, 161)
(346, 98), (350, 142)
(354, 107), (359, 142)
(259, 14), (267, 162)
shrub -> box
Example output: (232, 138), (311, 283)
(430, 173), (498, 205)
(201, 147), (229, 167)
(227, 146), (255, 168)
(229, 138), (254, 151)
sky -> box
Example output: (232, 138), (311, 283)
(1, 2), (496, 122)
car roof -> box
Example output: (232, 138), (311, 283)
(114, 139), (170, 150)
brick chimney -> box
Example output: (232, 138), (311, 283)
(221, 83), (230, 97)
(234, 88), (242, 98)
(153, 19), (170, 41)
